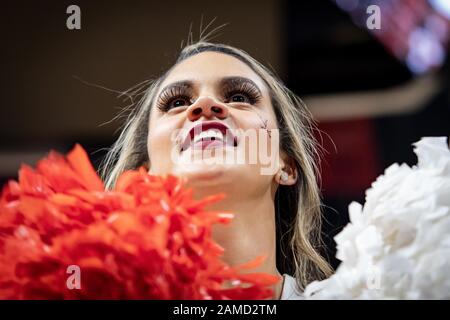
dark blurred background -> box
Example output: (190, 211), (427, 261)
(1, 0), (449, 269)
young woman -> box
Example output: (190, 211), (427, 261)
(101, 41), (333, 299)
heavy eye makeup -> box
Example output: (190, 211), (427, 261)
(221, 77), (262, 105)
(156, 82), (194, 112)
(155, 77), (263, 112)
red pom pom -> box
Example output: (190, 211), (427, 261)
(0, 145), (280, 299)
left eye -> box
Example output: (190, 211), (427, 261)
(229, 93), (249, 103)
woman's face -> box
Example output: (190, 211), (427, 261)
(147, 51), (282, 198)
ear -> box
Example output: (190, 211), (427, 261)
(276, 153), (298, 186)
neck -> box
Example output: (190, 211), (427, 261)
(194, 186), (283, 299)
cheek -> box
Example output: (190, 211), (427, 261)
(236, 107), (279, 147)
(234, 102), (278, 132)
(233, 108), (280, 173)
(147, 115), (180, 174)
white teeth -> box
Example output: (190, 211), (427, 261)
(193, 129), (224, 144)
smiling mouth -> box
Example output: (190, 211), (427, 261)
(180, 121), (238, 152)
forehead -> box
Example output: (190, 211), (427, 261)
(159, 51), (268, 92)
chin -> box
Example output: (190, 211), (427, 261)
(174, 162), (240, 187)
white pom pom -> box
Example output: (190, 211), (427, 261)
(305, 137), (450, 299)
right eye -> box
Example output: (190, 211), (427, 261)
(157, 94), (192, 112)
(169, 97), (190, 109)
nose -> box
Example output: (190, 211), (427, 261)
(186, 96), (229, 121)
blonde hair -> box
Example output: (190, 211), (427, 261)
(100, 41), (333, 290)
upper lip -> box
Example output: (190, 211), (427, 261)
(180, 121), (237, 151)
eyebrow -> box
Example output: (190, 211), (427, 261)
(157, 76), (262, 98)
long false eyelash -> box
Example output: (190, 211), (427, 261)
(156, 86), (193, 112)
(223, 82), (262, 105)
(156, 81), (262, 112)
